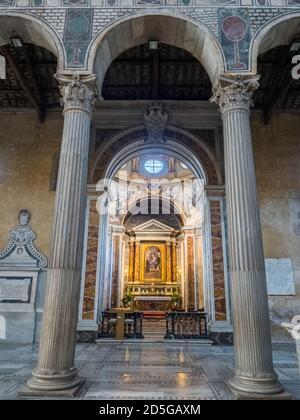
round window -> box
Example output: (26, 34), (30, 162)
(144, 159), (164, 174)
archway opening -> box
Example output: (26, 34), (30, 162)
(253, 31), (300, 124)
(91, 13), (225, 92)
(98, 153), (208, 339)
(102, 42), (212, 101)
(80, 22), (229, 341)
(0, 15), (62, 121)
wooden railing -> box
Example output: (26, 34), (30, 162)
(165, 311), (208, 339)
(99, 311), (144, 339)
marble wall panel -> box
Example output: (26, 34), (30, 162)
(187, 236), (195, 309)
(82, 200), (99, 320)
(210, 200), (227, 321)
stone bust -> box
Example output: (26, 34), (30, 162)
(19, 209), (31, 227)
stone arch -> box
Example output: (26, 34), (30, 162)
(89, 126), (222, 186)
(0, 11), (65, 71)
(250, 12), (300, 74)
(122, 196), (187, 227)
(87, 11), (225, 91)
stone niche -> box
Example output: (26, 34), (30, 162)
(0, 210), (47, 343)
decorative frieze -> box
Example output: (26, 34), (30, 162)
(4, 0), (300, 7)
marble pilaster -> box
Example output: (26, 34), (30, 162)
(211, 74), (284, 398)
(134, 240), (140, 283)
(171, 239), (177, 283)
(128, 237), (135, 283)
(210, 200), (226, 321)
(187, 236), (195, 310)
(166, 241), (172, 283)
(82, 200), (99, 320)
(111, 235), (120, 308)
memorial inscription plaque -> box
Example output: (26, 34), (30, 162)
(0, 277), (32, 303)
(265, 259), (296, 296)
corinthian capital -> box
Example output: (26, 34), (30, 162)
(55, 73), (97, 116)
(210, 74), (260, 114)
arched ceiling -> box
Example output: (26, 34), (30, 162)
(123, 198), (183, 230)
(102, 43), (212, 101)
(254, 44), (300, 123)
(0, 43), (59, 120)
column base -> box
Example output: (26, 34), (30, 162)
(24, 367), (83, 395)
(228, 375), (292, 400)
(18, 380), (84, 399)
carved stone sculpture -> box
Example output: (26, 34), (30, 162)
(143, 103), (168, 142)
(0, 209), (47, 269)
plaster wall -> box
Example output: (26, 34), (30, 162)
(252, 112), (300, 339)
(0, 111), (63, 257)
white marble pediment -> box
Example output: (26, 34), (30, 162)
(134, 219), (175, 233)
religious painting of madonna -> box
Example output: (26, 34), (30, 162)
(145, 246), (161, 279)
(140, 243), (166, 282)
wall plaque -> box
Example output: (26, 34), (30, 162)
(265, 259), (296, 296)
(0, 277), (32, 303)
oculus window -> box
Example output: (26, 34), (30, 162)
(144, 159), (164, 174)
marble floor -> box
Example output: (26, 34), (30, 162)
(0, 342), (299, 400)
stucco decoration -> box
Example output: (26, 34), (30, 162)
(143, 103), (168, 143)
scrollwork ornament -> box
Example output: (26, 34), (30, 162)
(210, 74), (260, 114)
(0, 209), (47, 269)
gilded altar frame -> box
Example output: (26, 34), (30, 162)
(140, 242), (167, 283)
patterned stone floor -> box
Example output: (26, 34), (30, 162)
(0, 342), (299, 400)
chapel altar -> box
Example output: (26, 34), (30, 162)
(123, 219), (182, 311)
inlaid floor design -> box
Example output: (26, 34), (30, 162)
(0, 342), (299, 400)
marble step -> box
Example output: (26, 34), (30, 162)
(95, 338), (213, 345)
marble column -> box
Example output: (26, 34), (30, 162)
(134, 240), (140, 283)
(128, 236), (135, 283)
(26, 73), (96, 394)
(171, 239), (177, 283)
(211, 74), (283, 398)
(166, 241), (172, 283)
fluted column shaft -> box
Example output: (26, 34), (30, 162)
(211, 75), (282, 396)
(27, 74), (96, 392)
